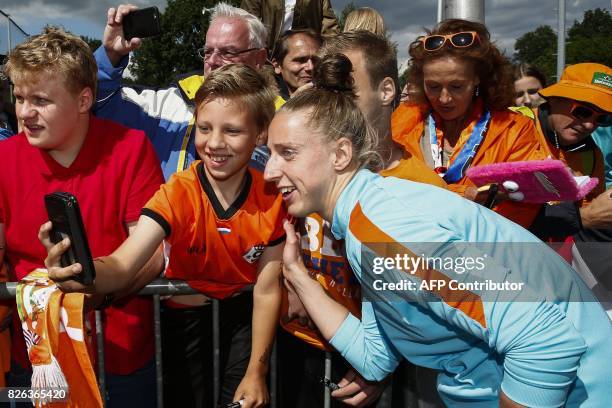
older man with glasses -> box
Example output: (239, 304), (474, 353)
(93, 3), (284, 407)
(94, 2), (281, 180)
(529, 63), (612, 237)
(528, 63), (612, 317)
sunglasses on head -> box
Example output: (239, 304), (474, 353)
(419, 31), (479, 51)
(569, 101), (612, 127)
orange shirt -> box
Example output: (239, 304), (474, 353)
(281, 154), (447, 350)
(144, 161), (287, 299)
(391, 99), (546, 228)
(533, 109), (605, 205)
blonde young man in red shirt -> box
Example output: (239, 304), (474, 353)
(0, 27), (164, 406)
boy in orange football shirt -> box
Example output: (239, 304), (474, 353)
(40, 64), (286, 408)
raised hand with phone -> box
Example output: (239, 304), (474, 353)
(103, 5), (161, 67)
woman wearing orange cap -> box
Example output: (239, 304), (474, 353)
(392, 19), (545, 228)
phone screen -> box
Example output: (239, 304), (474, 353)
(45, 192), (96, 284)
(123, 6), (162, 40)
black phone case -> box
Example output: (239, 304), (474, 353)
(44, 192), (96, 285)
(123, 6), (161, 41)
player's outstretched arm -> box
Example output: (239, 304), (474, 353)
(233, 240), (283, 408)
(40, 215), (164, 296)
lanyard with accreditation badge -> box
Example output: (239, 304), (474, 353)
(428, 110), (491, 183)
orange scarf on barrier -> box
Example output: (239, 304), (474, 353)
(16, 269), (102, 407)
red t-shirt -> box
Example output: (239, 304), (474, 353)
(143, 161), (287, 298)
(0, 116), (164, 375)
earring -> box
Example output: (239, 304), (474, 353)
(553, 131), (560, 149)
(475, 85), (480, 97)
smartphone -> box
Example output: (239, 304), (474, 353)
(44, 192), (95, 285)
(122, 6), (161, 41)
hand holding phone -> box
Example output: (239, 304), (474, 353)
(122, 6), (162, 41)
(44, 192), (95, 285)
(103, 4), (142, 66)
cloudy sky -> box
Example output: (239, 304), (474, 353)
(1, 0), (609, 67)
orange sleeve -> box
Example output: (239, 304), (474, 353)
(493, 116), (545, 228)
(502, 116), (547, 162)
(391, 103), (426, 160)
(142, 172), (192, 241)
(391, 103), (413, 140)
(382, 154), (448, 190)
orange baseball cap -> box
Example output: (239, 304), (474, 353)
(539, 63), (612, 113)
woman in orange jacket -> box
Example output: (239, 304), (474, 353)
(392, 19), (545, 228)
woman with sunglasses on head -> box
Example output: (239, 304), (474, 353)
(392, 19), (545, 228)
(265, 53), (612, 408)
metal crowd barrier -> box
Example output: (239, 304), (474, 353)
(0, 279), (341, 408)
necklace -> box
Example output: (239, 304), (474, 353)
(428, 110), (491, 183)
(553, 131), (560, 149)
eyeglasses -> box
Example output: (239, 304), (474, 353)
(569, 101), (612, 127)
(419, 31), (479, 51)
(197, 47), (260, 62)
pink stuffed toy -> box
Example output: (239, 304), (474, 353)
(466, 160), (599, 203)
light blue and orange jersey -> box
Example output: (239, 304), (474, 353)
(281, 154), (448, 350)
(328, 169), (612, 407)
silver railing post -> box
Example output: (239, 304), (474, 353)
(95, 310), (106, 407)
(153, 294), (163, 408)
(324, 352), (332, 408)
(213, 298), (221, 407)
(270, 340), (277, 408)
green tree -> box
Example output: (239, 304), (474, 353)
(338, 2), (356, 31)
(80, 35), (102, 51)
(566, 8), (612, 68)
(514, 8), (612, 82)
(567, 8), (612, 38)
(130, 0), (240, 87)
(513, 25), (557, 82)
